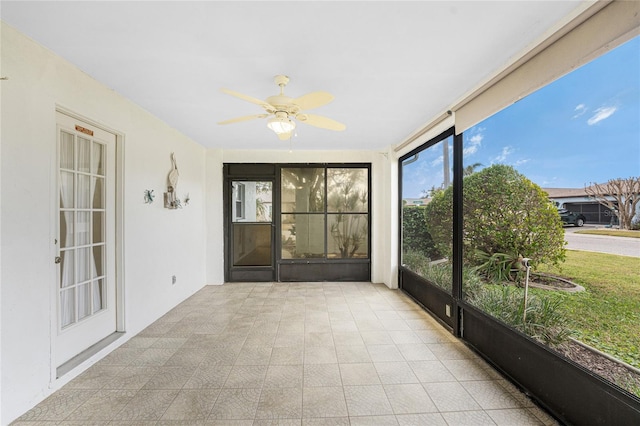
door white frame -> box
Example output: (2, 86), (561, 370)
(50, 106), (125, 382)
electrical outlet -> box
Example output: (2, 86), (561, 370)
(172, 275), (177, 285)
(445, 304), (451, 317)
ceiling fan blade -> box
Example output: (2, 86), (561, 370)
(220, 88), (273, 110)
(218, 114), (269, 125)
(294, 91), (334, 110)
(297, 113), (346, 131)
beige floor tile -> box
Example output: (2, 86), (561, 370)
(113, 389), (180, 421)
(255, 387), (303, 420)
(304, 346), (337, 364)
(13, 283), (553, 425)
(224, 365), (268, 388)
(423, 382), (482, 412)
(339, 363), (380, 386)
(349, 414), (399, 425)
(208, 388), (261, 420)
(160, 389), (220, 421)
(486, 408), (545, 425)
(441, 410), (497, 426)
(383, 383), (438, 414)
(396, 412), (447, 425)
(408, 360), (456, 383)
(302, 386), (348, 418)
(264, 365), (304, 388)
(343, 385), (393, 416)
(374, 362), (419, 385)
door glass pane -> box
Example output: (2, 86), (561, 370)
(93, 279), (105, 312)
(92, 141), (105, 175)
(77, 247), (91, 283)
(60, 288), (75, 328)
(92, 177), (104, 209)
(60, 132), (75, 170)
(60, 211), (74, 248)
(60, 171), (74, 209)
(93, 212), (104, 243)
(77, 175), (90, 208)
(231, 181), (272, 222)
(327, 168), (368, 212)
(281, 168), (325, 212)
(93, 245), (104, 278)
(281, 214), (325, 259)
(60, 250), (74, 288)
(328, 213), (369, 258)
(76, 211), (90, 246)
(78, 283), (91, 320)
(78, 137), (91, 173)
(233, 223), (272, 266)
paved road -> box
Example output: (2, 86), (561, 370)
(564, 226), (640, 257)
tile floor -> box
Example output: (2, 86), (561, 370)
(13, 282), (559, 425)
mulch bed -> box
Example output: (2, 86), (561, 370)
(557, 340), (640, 397)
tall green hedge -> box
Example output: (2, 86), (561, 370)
(424, 164), (566, 267)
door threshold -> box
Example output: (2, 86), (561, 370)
(56, 331), (125, 378)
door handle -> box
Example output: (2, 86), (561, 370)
(54, 256), (61, 264)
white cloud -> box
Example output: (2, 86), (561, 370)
(431, 155), (444, 167)
(572, 103), (587, 119)
(587, 106), (617, 125)
(491, 146), (514, 163)
(513, 158), (530, 166)
(464, 131), (484, 156)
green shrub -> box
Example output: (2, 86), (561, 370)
(467, 284), (571, 346)
(402, 206), (440, 259)
(424, 164), (566, 268)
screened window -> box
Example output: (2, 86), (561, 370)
(281, 166), (369, 260)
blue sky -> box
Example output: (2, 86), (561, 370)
(403, 36), (639, 199)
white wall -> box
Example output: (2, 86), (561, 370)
(1, 23), (207, 424)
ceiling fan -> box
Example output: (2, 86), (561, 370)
(218, 75), (346, 140)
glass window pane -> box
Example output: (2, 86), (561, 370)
(78, 283), (91, 320)
(232, 181), (272, 222)
(93, 212), (104, 243)
(76, 212), (90, 246)
(281, 168), (325, 212)
(60, 171), (74, 209)
(92, 245), (104, 278)
(281, 214), (325, 259)
(77, 175), (90, 209)
(60, 131), (74, 170)
(60, 249), (74, 288)
(92, 141), (105, 175)
(93, 279), (105, 312)
(60, 211), (74, 248)
(328, 214), (368, 258)
(327, 168), (368, 212)
(78, 137), (91, 173)
(77, 247), (91, 283)
(60, 288), (75, 328)
(401, 136), (453, 293)
(92, 177), (104, 209)
(233, 224), (272, 266)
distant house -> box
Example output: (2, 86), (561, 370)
(544, 186), (615, 225)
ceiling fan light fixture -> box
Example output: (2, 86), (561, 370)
(267, 116), (295, 135)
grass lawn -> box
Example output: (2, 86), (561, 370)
(574, 229), (640, 238)
(536, 250), (640, 368)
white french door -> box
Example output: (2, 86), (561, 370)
(55, 112), (117, 366)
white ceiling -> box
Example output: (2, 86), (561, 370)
(1, 1), (587, 151)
